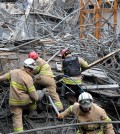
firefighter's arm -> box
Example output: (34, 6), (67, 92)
(0, 73), (10, 81)
(26, 79), (39, 102)
(78, 57), (89, 68)
(100, 111), (115, 134)
(58, 105), (73, 118)
(32, 66), (40, 75)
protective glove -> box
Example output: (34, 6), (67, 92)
(45, 89), (50, 96)
(57, 114), (64, 118)
(37, 88), (47, 101)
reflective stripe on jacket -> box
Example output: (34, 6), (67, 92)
(60, 102), (115, 134)
(63, 77), (82, 85)
(39, 64), (54, 77)
(62, 55), (88, 85)
(0, 69), (38, 106)
(35, 57), (55, 77)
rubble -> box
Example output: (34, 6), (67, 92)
(0, 0), (120, 133)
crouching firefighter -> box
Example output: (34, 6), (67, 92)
(58, 92), (115, 134)
(61, 48), (88, 102)
(0, 58), (46, 133)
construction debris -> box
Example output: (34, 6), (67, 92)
(0, 0), (120, 133)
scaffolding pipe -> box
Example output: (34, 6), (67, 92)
(9, 121), (120, 134)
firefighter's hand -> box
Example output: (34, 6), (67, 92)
(57, 114), (64, 118)
(45, 90), (50, 96)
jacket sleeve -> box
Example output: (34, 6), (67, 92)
(32, 66), (40, 75)
(60, 105), (73, 117)
(100, 109), (115, 134)
(25, 78), (38, 102)
(78, 58), (88, 68)
(0, 73), (11, 81)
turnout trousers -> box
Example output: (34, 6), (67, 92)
(10, 102), (36, 132)
(35, 75), (63, 111)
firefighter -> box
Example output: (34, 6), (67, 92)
(28, 51), (63, 111)
(0, 58), (46, 132)
(58, 92), (115, 134)
(61, 48), (89, 102)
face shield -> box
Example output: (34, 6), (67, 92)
(80, 99), (93, 108)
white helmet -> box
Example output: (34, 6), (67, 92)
(24, 58), (36, 69)
(78, 92), (93, 108)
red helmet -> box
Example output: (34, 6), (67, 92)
(60, 48), (69, 57)
(28, 52), (39, 60)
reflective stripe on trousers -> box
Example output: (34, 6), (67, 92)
(10, 102), (36, 132)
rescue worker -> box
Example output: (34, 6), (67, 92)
(61, 48), (89, 101)
(28, 51), (63, 111)
(58, 92), (115, 134)
(0, 58), (46, 132)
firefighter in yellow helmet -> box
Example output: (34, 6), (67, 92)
(58, 92), (115, 134)
(0, 58), (46, 132)
(28, 51), (63, 111)
(60, 48), (89, 102)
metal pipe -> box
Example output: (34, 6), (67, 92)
(47, 50), (60, 63)
(48, 95), (60, 115)
(9, 121), (120, 134)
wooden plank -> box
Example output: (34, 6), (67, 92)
(87, 49), (120, 69)
(0, 52), (16, 56)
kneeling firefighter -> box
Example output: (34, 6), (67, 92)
(0, 58), (46, 132)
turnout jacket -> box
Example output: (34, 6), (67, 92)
(35, 57), (55, 77)
(0, 69), (38, 106)
(60, 102), (115, 134)
(62, 54), (88, 85)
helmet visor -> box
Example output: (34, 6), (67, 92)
(80, 99), (93, 108)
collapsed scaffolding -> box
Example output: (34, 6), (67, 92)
(0, 0), (120, 133)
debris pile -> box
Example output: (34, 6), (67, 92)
(0, 0), (120, 133)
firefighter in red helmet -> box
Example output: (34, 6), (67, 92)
(60, 48), (89, 103)
(28, 51), (63, 111)
(28, 51), (39, 60)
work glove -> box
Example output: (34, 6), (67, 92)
(45, 89), (50, 96)
(57, 114), (64, 118)
(37, 88), (47, 101)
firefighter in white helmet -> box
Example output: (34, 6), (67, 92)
(0, 58), (46, 132)
(28, 51), (63, 111)
(58, 92), (115, 134)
